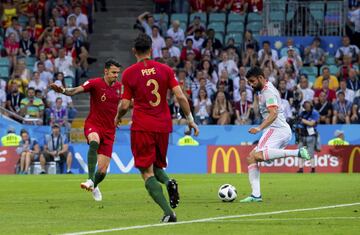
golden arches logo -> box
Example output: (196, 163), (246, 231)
(211, 147), (241, 174)
(348, 147), (360, 173)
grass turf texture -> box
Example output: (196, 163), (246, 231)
(1, 174), (359, 235)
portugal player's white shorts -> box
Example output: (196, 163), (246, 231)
(255, 126), (292, 152)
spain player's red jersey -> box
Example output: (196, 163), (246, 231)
(81, 77), (122, 133)
(122, 59), (179, 133)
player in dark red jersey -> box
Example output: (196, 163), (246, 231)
(50, 59), (122, 201)
(114, 34), (199, 223)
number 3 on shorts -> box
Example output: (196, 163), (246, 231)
(146, 79), (161, 107)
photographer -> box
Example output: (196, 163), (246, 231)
(297, 101), (320, 173)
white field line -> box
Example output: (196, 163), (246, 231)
(209, 216), (360, 222)
(61, 202), (360, 235)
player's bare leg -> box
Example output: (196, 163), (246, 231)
(80, 132), (100, 192)
(141, 165), (176, 222)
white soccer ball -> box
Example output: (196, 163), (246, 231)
(218, 184), (237, 202)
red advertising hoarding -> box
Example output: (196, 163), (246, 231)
(207, 145), (360, 173)
(0, 147), (20, 174)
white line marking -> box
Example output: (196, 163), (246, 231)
(211, 217), (360, 222)
(61, 202), (360, 235)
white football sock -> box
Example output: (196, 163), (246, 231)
(263, 148), (299, 160)
(248, 163), (261, 197)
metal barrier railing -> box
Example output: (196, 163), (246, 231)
(263, 0), (346, 36)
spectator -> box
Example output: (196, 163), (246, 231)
(54, 0), (71, 19)
(43, 17), (64, 47)
(314, 78), (337, 103)
(50, 97), (70, 129)
(26, 16), (43, 42)
(41, 123), (72, 174)
(20, 87), (44, 125)
(191, 71), (216, 100)
(137, 11), (156, 36)
(276, 46), (302, 74)
(5, 16), (22, 42)
(189, 0), (207, 12)
(34, 52), (54, 73)
(248, 0), (263, 13)
(348, 4), (360, 48)
(337, 80), (355, 102)
(217, 70), (234, 99)
(186, 16), (206, 36)
(2, 1), (18, 29)
(159, 47), (177, 67)
(6, 81), (25, 121)
(37, 61), (54, 86)
(242, 43), (258, 67)
(199, 59), (218, 86)
(314, 91), (333, 124)
(209, 0), (227, 12)
(335, 36), (360, 65)
(278, 79), (294, 105)
(336, 55), (355, 81)
(169, 96), (188, 125)
(218, 51), (239, 79)
(51, 7), (66, 28)
(236, 77), (253, 103)
(164, 37), (181, 62)
(54, 48), (75, 77)
(39, 34), (58, 58)
(22, 0), (45, 26)
(201, 39), (218, 62)
(263, 66), (277, 85)
(234, 90), (253, 125)
(280, 38), (301, 57)
(351, 95), (360, 123)
(73, 4), (88, 32)
(313, 67), (339, 90)
(1, 126), (21, 147)
(347, 69), (360, 91)
(241, 30), (259, 54)
(5, 32), (19, 68)
(71, 29), (90, 75)
(328, 130), (350, 145)
(19, 29), (37, 57)
(226, 45), (240, 65)
(185, 28), (204, 51)
(212, 91), (233, 124)
(7, 74), (26, 94)
(16, 129), (41, 174)
(166, 20), (185, 47)
(258, 40), (278, 65)
(28, 71), (47, 96)
(303, 37), (325, 68)
(180, 38), (201, 61)
(298, 74), (315, 104)
(332, 91), (352, 124)
(12, 59), (31, 87)
(194, 87), (212, 124)
(228, 0), (248, 14)
(47, 80), (73, 109)
(281, 98), (293, 122)
(203, 28), (223, 51)
(150, 25), (165, 59)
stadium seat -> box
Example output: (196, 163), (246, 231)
(247, 13), (263, 23)
(209, 13), (226, 23)
(18, 15), (29, 27)
(25, 57), (36, 67)
(170, 13), (188, 24)
(326, 56), (336, 65)
(270, 11), (285, 22)
(228, 13), (245, 23)
(215, 32), (224, 44)
(0, 66), (9, 79)
(226, 22), (244, 34)
(308, 75), (316, 85)
(64, 76), (74, 88)
(309, 2), (324, 22)
(179, 22), (187, 31)
(327, 65), (338, 75)
(246, 22), (263, 33)
(190, 13), (207, 24)
(301, 66), (318, 76)
(153, 13), (169, 25)
(0, 57), (10, 67)
(225, 33), (243, 46)
(208, 22), (225, 34)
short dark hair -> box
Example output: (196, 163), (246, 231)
(246, 66), (264, 78)
(134, 33), (152, 54)
(104, 58), (121, 69)
(263, 40), (270, 46)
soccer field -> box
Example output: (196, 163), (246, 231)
(1, 174), (359, 235)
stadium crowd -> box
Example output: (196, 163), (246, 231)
(0, 0), (99, 129)
(135, 0), (360, 126)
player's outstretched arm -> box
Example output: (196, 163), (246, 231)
(249, 106), (278, 134)
(49, 83), (84, 96)
(172, 85), (199, 136)
(114, 99), (131, 127)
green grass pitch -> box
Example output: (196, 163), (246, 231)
(1, 174), (359, 235)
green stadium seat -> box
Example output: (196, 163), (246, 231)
(308, 75), (316, 85)
(228, 13), (245, 23)
(25, 57), (36, 67)
(310, 2), (325, 11)
(0, 58), (10, 67)
(215, 32), (224, 44)
(226, 22), (244, 34)
(209, 13), (226, 23)
(246, 22), (263, 33)
(0, 66), (9, 79)
(225, 33), (243, 46)
(190, 13), (207, 24)
(270, 11), (285, 22)
(247, 13), (263, 23)
(153, 13), (169, 25)
(64, 76), (74, 88)
(326, 56), (336, 65)
(179, 22), (187, 31)
(208, 22), (225, 33)
(301, 66), (318, 76)
(170, 13), (188, 24)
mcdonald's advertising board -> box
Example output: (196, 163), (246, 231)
(207, 145), (360, 173)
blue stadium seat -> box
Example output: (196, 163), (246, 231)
(153, 13), (169, 25)
(308, 75), (316, 85)
(0, 58), (10, 67)
(225, 33), (243, 46)
(64, 76), (74, 88)
(209, 13), (226, 23)
(247, 13), (263, 23)
(208, 22), (225, 34)
(326, 56), (336, 65)
(228, 13), (245, 23)
(170, 13), (188, 24)
(215, 32), (224, 44)
(0, 66), (9, 79)
(246, 22), (263, 33)
(190, 13), (207, 24)
(227, 22), (244, 34)
(25, 57), (36, 67)
(270, 11), (285, 22)
(301, 66), (318, 76)
(179, 22), (187, 31)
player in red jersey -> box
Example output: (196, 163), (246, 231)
(50, 59), (122, 201)
(115, 34), (199, 223)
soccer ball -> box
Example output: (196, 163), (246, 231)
(218, 184), (237, 202)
